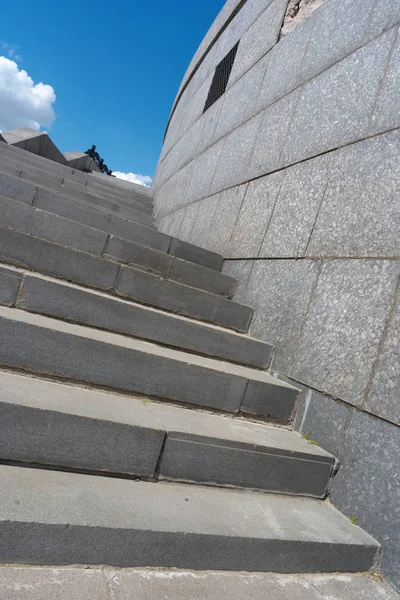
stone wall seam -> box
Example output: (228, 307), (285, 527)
(366, 24), (400, 135)
(254, 169), (288, 256)
(156, 122), (400, 221)
(155, 18), (400, 193)
(291, 260), (323, 355)
(303, 178), (331, 257)
(361, 276), (400, 411)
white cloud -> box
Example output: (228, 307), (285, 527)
(113, 171), (152, 187)
(0, 56), (56, 132)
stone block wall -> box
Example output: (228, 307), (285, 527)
(152, 0), (400, 589)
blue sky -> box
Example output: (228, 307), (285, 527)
(0, 0), (224, 182)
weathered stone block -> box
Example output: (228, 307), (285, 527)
(256, 17), (313, 113)
(249, 88), (300, 179)
(168, 238), (223, 271)
(260, 154), (331, 257)
(160, 429), (334, 496)
(301, 0), (377, 82)
(307, 131), (400, 257)
(241, 378), (300, 422)
(188, 197), (218, 247)
(293, 386), (352, 457)
(368, 26), (400, 136)
(177, 203), (199, 241)
(282, 29), (397, 166)
(228, 0), (288, 85)
(365, 289), (400, 426)
(331, 410), (400, 589)
(366, 0), (400, 39)
(210, 113), (262, 194)
(222, 260), (253, 303)
(213, 58), (266, 142)
(0, 267), (21, 307)
(244, 259), (320, 372)
(291, 260), (400, 406)
(185, 140), (224, 203)
(228, 171), (284, 258)
(205, 185), (248, 255)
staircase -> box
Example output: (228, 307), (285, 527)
(0, 138), (383, 587)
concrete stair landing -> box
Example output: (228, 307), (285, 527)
(0, 135), (384, 588)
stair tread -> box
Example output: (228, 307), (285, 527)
(0, 464), (378, 547)
(0, 264), (272, 369)
(0, 370), (330, 462)
(0, 227), (250, 331)
(0, 306), (289, 387)
(0, 141), (152, 202)
(0, 195), (235, 297)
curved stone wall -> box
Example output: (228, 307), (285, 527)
(152, 0), (400, 590)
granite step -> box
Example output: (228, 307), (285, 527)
(0, 307), (299, 420)
(0, 267), (270, 368)
(0, 370), (335, 496)
(0, 168), (222, 269)
(0, 465), (379, 571)
(0, 157), (154, 221)
(0, 141), (153, 208)
(0, 229), (249, 330)
(0, 145), (153, 210)
(0, 197), (235, 297)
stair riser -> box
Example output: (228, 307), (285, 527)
(0, 167), (222, 270)
(0, 316), (297, 420)
(35, 188), (171, 252)
(0, 402), (333, 497)
(62, 178), (153, 215)
(1, 195), (109, 256)
(104, 236), (236, 298)
(0, 523), (378, 573)
(0, 229), (251, 331)
(0, 196), (235, 297)
(6, 273), (271, 368)
(0, 160), (153, 220)
(0, 151), (153, 212)
(116, 266), (252, 332)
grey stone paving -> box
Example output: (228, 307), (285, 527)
(1, 568), (398, 600)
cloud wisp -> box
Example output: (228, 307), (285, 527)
(113, 171), (152, 187)
(0, 56), (56, 132)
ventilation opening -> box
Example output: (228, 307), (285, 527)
(203, 42), (239, 113)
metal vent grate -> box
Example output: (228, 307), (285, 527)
(203, 42), (239, 113)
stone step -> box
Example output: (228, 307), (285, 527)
(0, 568), (396, 600)
(0, 157), (154, 221)
(0, 197), (235, 297)
(0, 370), (334, 496)
(1, 267), (269, 368)
(0, 167), (222, 270)
(0, 229), (249, 330)
(0, 140), (153, 207)
(0, 465), (379, 571)
(0, 143), (153, 208)
(0, 307), (299, 420)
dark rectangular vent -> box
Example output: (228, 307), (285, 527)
(203, 42), (239, 113)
